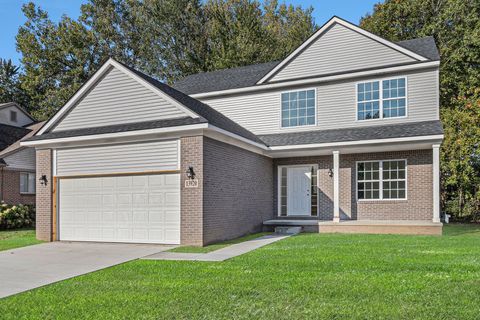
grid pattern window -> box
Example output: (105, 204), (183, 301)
(357, 81), (380, 120)
(357, 77), (406, 120)
(382, 160), (406, 199)
(281, 89), (315, 127)
(383, 78), (406, 118)
(279, 167), (288, 216)
(357, 160), (406, 200)
(20, 172), (36, 194)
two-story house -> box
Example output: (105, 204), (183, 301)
(23, 17), (443, 246)
(0, 102), (42, 205)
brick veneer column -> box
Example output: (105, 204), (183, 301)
(180, 136), (204, 246)
(35, 149), (53, 241)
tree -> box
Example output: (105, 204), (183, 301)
(360, 0), (480, 221)
(0, 59), (29, 107)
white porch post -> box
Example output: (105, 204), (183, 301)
(333, 150), (340, 223)
(432, 144), (441, 223)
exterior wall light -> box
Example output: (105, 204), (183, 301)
(328, 168), (334, 178)
(186, 166), (195, 180)
(39, 175), (48, 186)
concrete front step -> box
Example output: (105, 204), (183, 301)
(274, 226), (302, 235)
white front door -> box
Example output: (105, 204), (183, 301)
(287, 167), (311, 216)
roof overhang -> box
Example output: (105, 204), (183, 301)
(257, 16), (429, 85)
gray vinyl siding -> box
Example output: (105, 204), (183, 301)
(200, 68), (439, 135)
(53, 67), (188, 132)
(0, 106), (32, 127)
(4, 148), (36, 170)
(56, 140), (179, 176)
(270, 23), (415, 83)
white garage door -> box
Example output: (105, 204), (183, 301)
(58, 174), (180, 244)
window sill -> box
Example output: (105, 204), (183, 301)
(357, 199), (407, 204)
(20, 193), (36, 195)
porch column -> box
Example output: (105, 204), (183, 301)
(432, 144), (441, 223)
(333, 150), (340, 223)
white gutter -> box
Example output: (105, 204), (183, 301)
(191, 61), (440, 99)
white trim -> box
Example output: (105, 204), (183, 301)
(22, 123), (209, 147)
(206, 125), (268, 150)
(355, 76), (408, 122)
(52, 149), (57, 176)
(257, 16), (428, 84)
(432, 144), (441, 222)
(193, 61), (440, 99)
(277, 164), (319, 217)
(355, 159), (408, 202)
(279, 88), (317, 129)
(37, 58), (199, 135)
(333, 151), (340, 222)
(268, 135), (444, 151)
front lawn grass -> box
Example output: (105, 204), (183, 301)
(1, 224), (479, 319)
(168, 232), (271, 253)
(0, 229), (42, 252)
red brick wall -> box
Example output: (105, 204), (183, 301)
(180, 136), (204, 246)
(0, 169), (35, 205)
(202, 137), (273, 245)
(35, 149), (52, 241)
(273, 149), (433, 221)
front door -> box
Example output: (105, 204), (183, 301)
(287, 166), (311, 216)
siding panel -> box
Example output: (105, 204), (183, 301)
(56, 140), (179, 176)
(4, 148), (36, 170)
(270, 23), (415, 82)
(201, 68), (438, 135)
(53, 67), (187, 132)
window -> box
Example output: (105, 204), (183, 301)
(10, 110), (17, 122)
(20, 172), (35, 194)
(281, 89), (316, 127)
(357, 160), (406, 200)
(357, 77), (406, 120)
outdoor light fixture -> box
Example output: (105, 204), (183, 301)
(186, 166), (195, 180)
(328, 168), (334, 177)
(39, 175), (48, 186)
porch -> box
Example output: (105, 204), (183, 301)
(263, 219), (443, 235)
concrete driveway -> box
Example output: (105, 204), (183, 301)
(0, 242), (174, 299)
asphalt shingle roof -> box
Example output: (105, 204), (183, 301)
(258, 120), (443, 147)
(0, 124), (31, 151)
(173, 37), (439, 95)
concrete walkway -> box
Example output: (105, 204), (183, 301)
(0, 242), (174, 299)
(143, 234), (289, 261)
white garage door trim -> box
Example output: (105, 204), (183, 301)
(58, 172), (181, 244)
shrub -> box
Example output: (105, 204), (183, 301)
(0, 202), (36, 230)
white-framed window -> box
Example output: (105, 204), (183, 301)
(357, 77), (406, 120)
(357, 160), (406, 200)
(20, 172), (35, 194)
(10, 110), (17, 122)
(281, 89), (316, 128)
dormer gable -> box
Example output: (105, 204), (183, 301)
(259, 16), (429, 84)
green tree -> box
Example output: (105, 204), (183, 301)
(0, 59), (29, 106)
(360, 0), (480, 220)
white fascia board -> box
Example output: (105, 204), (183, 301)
(206, 125), (269, 150)
(192, 61), (440, 99)
(21, 123), (209, 147)
(257, 16), (429, 84)
(268, 134), (444, 151)
(38, 58), (200, 135)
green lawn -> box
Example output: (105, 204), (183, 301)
(169, 232), (271, 253)
(0, 229), (42, 252)
(1, 224), (479, 319)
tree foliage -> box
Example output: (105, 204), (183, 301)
(361, 0), (480, 220)
(0, 59), (29, 106)
(14, 0), (316, 119)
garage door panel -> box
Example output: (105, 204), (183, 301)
(59, 173), (180, 244)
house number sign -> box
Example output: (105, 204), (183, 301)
(185, 179), (199, 188)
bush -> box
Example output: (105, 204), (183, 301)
(0, 202), (36, 230)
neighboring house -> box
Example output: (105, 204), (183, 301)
(23, 17), (443, 246)
(0, 102), (40, 205)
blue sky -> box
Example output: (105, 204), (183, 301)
(0, 0), (380, 65)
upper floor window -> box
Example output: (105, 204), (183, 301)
(10, 110), (17, 123)
(281, 89), (316, 128)
(357, 77), (406, 120)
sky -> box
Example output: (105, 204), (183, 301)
(0, 0), (380, 65)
